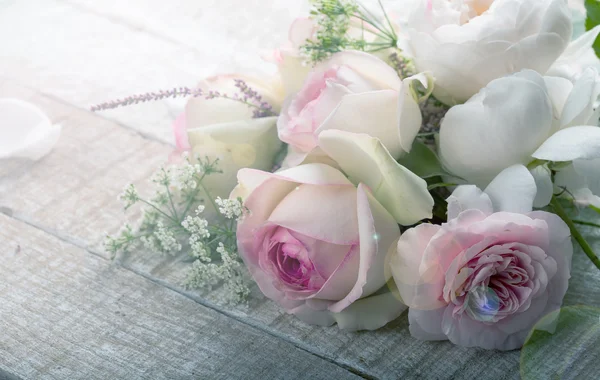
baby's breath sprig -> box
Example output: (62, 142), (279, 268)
(105, 153), (252, 304)
(302, 0), (399, 63)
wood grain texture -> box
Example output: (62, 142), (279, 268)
(0, 213), (362, 380)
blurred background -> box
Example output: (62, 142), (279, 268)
(0, 0), (311, 143)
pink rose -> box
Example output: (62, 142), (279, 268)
(234, 163), (407, 330)
(277, 51), (430, 166)
(390, 165), (573, 350)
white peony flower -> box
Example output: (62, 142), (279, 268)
(439, 68), (600, 207)
(399, 0), (573, 105)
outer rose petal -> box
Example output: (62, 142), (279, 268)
(558, 68), (600, 128)
(439, 70), (554, 187)
(408, 307), (447, 341)
(318, 130), (434, 225)
(0, 98), (61, 160)
(185, 74), (283, 129)
(547, 26), (600, 81)
(268, 184), (360, 245)
(320, 51), (402, 91)
(316, 90), (405, 158)
(531, 165), (554, 208)
(187, 117), (282, 199)
(446, 185), (494, 220)
(172, 112), (189, 151)
(391, 223), (445, 310)
(328, 184), (400, 312)
(483, 164), (537, 213)
(290, 289), (407, 331)
(532, 125), (600, 162)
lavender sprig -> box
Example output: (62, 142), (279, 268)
(90, 80), (277, 118)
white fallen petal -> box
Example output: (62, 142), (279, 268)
(318, 130), (434, 225)
(0, 98), (61, 160)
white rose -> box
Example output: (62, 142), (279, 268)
(439, 68), (600, 207)
(173, 75), (284, 199)
(400, 0), (572, 105)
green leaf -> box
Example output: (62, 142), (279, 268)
(585, 0), (600, 57)
(397, 139), (446, 179)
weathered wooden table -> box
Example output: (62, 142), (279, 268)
(1, 1), (599, 379)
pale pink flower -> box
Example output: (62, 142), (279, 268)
(234, 163), (407, 330)
(390, 165), (573, 350)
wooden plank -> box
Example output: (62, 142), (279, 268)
(6, 82), (600, 379)
(0, 213), (362, 380)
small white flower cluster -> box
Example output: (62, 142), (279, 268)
(182, 205), (211, 262)
(107, 153), (251, 304)
(185, 243), (250, 304)
(119, 184), (140, 209)
(181, 205), (210, 238)
(216, 197), (245, 220)
(141, 221), (182, 254)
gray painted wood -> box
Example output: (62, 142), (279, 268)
(1, 0), (599, 378)
(0, 213), (361, 380)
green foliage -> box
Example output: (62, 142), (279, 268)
(302, 0), (398, 63)
(397, 139), (446, 179)
(585, 0), (600, 57)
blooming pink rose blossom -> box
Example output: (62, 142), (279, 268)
(277, 51), (430, 166)
(390, 165), (573, 350)
(234, 163), (407, 330)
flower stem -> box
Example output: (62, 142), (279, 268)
(551, 196), (600, 270)
(573, 219), (600, 229)
(139, 199), (178, 224)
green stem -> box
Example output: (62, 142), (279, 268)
(377, 0), (398, 41)
(199, 182), (222, 218)
(139, 199), (178, 224)
(551, 196), (600, 270)
(165, 184), (179, 222)
(573, 219), (600, 229)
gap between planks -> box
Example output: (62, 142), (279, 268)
(0, 200), (375, 380)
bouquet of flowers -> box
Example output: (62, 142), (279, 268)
(95, 0), (600, 351)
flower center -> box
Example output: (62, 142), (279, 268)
(448, 245), (534, 322)
(266, 227), (323, 291)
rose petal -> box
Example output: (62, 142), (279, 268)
(532, 125), (600, 161)
(328, 184), (400, 312)
(392, 223), (446, 310)
(446, 185), (494, 220)
(439, 70), (554, 187)
(316, 90), (404, 158)
(322, 51), (402, 91)
(531, 165), (554, 208)
(484, 164), (537, 213)
(268, 184), (360, 245)
(318, 130), (434, 225)
(0, 98), (61, 160)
